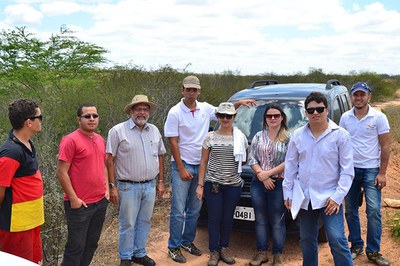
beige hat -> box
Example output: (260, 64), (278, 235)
(216, 102), (236, 115)
(182, 75), (201, 89)
(124, 95), (157, 114)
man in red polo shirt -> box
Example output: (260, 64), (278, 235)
(0, 99), (44, 264)
(57, 103), (109, 266)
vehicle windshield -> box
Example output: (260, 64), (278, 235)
(233, 99), (308, 143)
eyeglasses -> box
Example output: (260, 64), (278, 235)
(306, 107), (325, 114)
(29, 114), (43, 121)
(184, 88), (200, 93)
(80, 114), (99, 119)
(133, 107), (150, 112)
(266, 114), (281, 119)
(216, 113), (234, 120)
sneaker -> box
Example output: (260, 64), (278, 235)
(181, 242), (202, 256)
(208, 251), (220, 266)
(168, 248), (187, 263)
(350, 246), (364, 259)
(120, 260), (131, 266)
(367, 252), (391, 266)
(249, 250), (269, 266)
(273, 253), (283, 266)
(220, 247), (235, 265)
(132, 255), (156, 266)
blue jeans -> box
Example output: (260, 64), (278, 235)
(345, 167), (381, 253)
(118, 180), (156, 260)
(62, 197), (108, 266)
(250, 177), (286, 254)
(299, 204), (352, 266)
(204, 182), (242, 252)
(168, 161), (203, 249)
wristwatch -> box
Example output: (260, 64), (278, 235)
(109, 182), (116, 189)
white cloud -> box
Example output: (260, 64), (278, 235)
(1, 0), (399, 74)
(4, 4), (43, 24)
(40, 1), (85, 16)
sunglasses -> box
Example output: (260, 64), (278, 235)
(266, 114), (281, 119)
(29, 114), (43, 121)
(80, 114), (99, 119)
(216, 113), (234, 120)
(306, 107), (325, 114)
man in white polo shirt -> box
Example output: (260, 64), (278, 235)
(164, 75), (254, 263)
(340, 82), (391, 266)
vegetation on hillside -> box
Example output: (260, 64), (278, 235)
(1, 26), (400, 264)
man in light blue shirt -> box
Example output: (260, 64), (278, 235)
(283, 92), (354, 266)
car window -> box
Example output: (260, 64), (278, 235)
(233, 100), (307, 142)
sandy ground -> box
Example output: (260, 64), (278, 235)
(91, 98), (400, 266)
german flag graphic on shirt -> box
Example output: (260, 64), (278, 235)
(0, 133), (44, 232)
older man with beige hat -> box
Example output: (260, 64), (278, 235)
(106, 95), (166, 266)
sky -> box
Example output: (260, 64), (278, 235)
(0, 0), (399, 75)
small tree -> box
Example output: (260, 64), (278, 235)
(0, 26), (108, 91)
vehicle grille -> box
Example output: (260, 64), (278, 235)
(241, 171), (254, 194)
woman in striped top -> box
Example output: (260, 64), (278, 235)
(248, 103), (290, 266)
(197, 102), (248, 266)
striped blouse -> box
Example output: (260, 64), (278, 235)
(248, 129), (290, 179)
(202, 131), (248, 186)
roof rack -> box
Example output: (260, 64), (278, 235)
(248, 80), (278, 89)
(325, 79), (341, 90)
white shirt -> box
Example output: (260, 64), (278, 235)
(339, 106), (390, 168)
(283, 120), (354, 210)
(164, 99), (217, 165)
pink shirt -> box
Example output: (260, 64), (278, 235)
(58, 130), (106, 204)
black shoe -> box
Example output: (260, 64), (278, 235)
(168, 248), (187, 263)
(132, 255), (156, 266)
(181, 242), (202, 256)
(120, 259), (132, 266)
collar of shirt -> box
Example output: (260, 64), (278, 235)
(350, 104), (376, 118)
(305, 119), (339, 141)
(179, 98), (200, 113)
(128, 119), (149, 131)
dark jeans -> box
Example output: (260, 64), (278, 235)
(204, 181), (242, 252)
(61, 197), (108, 266)
(250, 178), (286, 253)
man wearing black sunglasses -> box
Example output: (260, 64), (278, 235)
(57, 103), (109, 266)
(0, 99), (44, 264)
(283, 92), (354, 266)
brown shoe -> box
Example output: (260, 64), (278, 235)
(273, 253), (283, 266)
(250, 250), (269, 266)
(220, 247), (235, 264)
(208, 251), (220, 266)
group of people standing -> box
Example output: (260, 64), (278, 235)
(0, 76), (391, 266)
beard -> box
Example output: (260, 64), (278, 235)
(134, 117), (148, 126)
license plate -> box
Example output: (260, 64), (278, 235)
(233, 206), (255, 221)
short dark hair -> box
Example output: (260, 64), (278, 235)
(305, 92), (328, 109)
(8, 99), (39, 130)
(77, 103), (96, 117)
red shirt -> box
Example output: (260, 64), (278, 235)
(58, 130), (106, 204)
